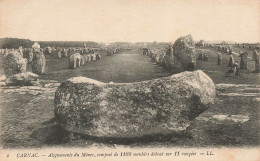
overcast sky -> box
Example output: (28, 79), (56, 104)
(0, 0), (259, 43)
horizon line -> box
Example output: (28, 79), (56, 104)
(0, 37), (259, 44)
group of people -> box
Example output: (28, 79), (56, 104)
(218, 50), (260, 77)
(224, 54), (240, 77)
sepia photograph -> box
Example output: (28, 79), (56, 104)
(0, 0), (259, 160)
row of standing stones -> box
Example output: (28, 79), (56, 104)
(54, 34), (216, 138)
(1, 34), (216, 138)
(2, 48), (102, 85)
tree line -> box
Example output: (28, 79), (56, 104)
(0, 38), (172, 49)
(0, 38), (102, 49)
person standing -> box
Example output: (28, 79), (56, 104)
(253, 50), (260, 72)
(239, 52), (248, 70)
(228, 54), (234, 67)
(217, 53), (222, 65)
(233, 61), (240, 77)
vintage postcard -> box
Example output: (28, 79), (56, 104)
(0, 0), (259, 161)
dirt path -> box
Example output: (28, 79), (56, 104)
(40, 50), (170, 83)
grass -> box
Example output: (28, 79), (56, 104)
(0, 48), (259, 148)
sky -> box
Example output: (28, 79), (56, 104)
(0, 0), (259, 43)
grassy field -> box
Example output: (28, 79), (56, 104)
(0, 48), (259, 148)
(195, 46), (259, 84)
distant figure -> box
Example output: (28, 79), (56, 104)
(203, 53), (208, 61)
(253, 50), (260, 73)
(217, 53), (222, 65)
(198, 52), (203, 60)
(239, 52), (248, 70)
(233, 61), (240, 76)
(228, 46), (233, 54)
(225, 61), (240, 77)
(228, 54), (235, 67)
(143, 48), (149, 55)
(222, 46), (225, 52)
(18, 46), (23, 57)
(218, 46), (222, 51)
(224, 46), (228, 53)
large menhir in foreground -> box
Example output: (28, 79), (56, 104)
(54, 70), (215, 137)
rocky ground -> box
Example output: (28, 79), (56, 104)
(0, 48), (259, 148)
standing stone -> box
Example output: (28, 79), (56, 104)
(23, 48), (32, 63)
(224, 46), (228, 53)
(150, 49), (156, 59)
(143, 48), (148, 55)
(228, 54), (235, 67)
(28, 50), (34, 63)
(80, 55), (85, 66)
(54, 70), (215, 138)
(198, 40), (205, 47)
(45, 47), (52, 55)
(218, 46), (222, 51)
(229, 46), (233, 54)
(154, 52), (160, 63)
(222, 46), (225, 52)
(63, 49), (68, 57)
(18, 46), (23, 57)
(217, 53), (222, 65)
(91, 53), (96, 61)
(57, 51), (62, 59)
(203, 53), (208, 61)
(158, 51), (166, 65)
(82, 54), (91, 63)
(162, 35), (196, 72)
(172, 34), (196, 70)
(83, 48), (88, 54)
(96, 53), (101, 60)
(3, 51), (27, 78)
(31, 51), (46, 74)
(69, 53), (82, 68)
(162, 47), (174, 68)
(32, 42), (41, 52)
(253, 50), (260, 72)
(32, 42), (40, 49)
(51, 50), (56, 58)
(198, 52), (203, 60)
(107, 50), (114, 56)
(239, 52), (248, 70)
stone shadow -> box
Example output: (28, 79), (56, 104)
(30, 118), (193, 146)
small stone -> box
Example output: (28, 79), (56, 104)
(5, 72), (39, 86)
